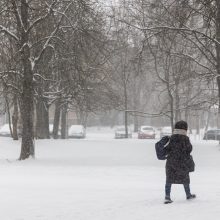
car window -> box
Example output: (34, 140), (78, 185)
(142, 127), (153, 131)
(117, 128), (125, 131)
(116, 128), (131, 133)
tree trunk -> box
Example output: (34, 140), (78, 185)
(81, 111), (88, 128)
(44, 104), (50, 138)
(19, 0), (34, 160)
(133, 84), (140, 132)
(124, 110), (128, 138)
(4, 94), (13, 138)
(53, 98), (61, 139)
(20, 74), (34, 159)
(205, 109), (211, 132)
(36, 99), (50, 139)
(134, 115), (139, 132)
(124, 86), (128, 138)
(175, 83), (181, 123)
(168, 89), (174, 131)
(196, 114), (200, 135)
(61, 104), (68, 139)
(184, 107), (189, 122)
(216, 0), (220, 128)
(36, 100), (43, 139)
(12, 95), (19, 140)
(217, 78), (220, 128)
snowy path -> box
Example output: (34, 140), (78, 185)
(0, 137), (220, 220)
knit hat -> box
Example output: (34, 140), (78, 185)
(174, 120), (188, 131)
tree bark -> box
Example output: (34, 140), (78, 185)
(134, 115), (139, 132)
(53, 98), (61, 139)
(19, 0), (34, 160)
(167, 85), (174, 130)
(61, 104), (68, 139)
(196, 114), (200, 135)
(36, 99), (50, 139)
(124, 85), (128, 138)
(12, 95), (19, 140)
(184, 107), (189, 122)
(205, 109), (211, 132)
(20, 72), (34, 159)
(4, 94), (13, 138)
(174, 83), (181, 123)
(216, 0), (220, 128)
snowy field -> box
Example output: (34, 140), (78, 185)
(0, 132), (220, 220)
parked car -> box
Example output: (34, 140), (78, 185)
(203, 129), (220, 140)
(138, 126), (155, 139)
(160, 126), (172, 138)
(115, 127), (132, 139)
(68, 125), (86, 138)
(0, 124), (11, 137)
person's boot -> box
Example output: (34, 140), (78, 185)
(164, 196), (173, 204)
(186, 194), (196, 200)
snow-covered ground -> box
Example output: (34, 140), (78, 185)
(0, 132), (220, 220)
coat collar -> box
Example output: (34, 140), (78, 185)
(173, 129), (187, 136)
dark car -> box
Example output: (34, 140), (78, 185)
(203, 129), (220, 140)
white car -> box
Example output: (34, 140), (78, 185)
(0, 124), (11, 137)
(138, 126), (156, 139)
(160, 126), (172, 138)
(68, 125), (86, 138)
(115, 127), (132, 139)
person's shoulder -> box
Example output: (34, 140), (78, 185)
(171, 134), (190, 143)
(185, 135), (192, 144)
(186, 135), (191, 141)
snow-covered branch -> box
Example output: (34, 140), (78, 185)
(0, 70), (22, 77)
(120, 19), (220, 47)
(11, 0), (27, 32)
(27, 0), (57, 34)
(33, 2), (73, 68)
(0, 25), (18, 41)
(169, 52), (215, 76)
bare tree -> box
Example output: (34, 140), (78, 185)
(0, 0), (82, 159)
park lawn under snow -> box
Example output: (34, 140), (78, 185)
(0, 133), (220, 220)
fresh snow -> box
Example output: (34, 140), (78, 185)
(0, 132), (220, 220)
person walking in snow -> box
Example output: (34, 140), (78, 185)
(164, 120), (196, 204)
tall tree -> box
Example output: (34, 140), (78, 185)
(0, 0), (78, 159)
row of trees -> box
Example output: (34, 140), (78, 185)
(0, 0), (120, 159)
(120, 0), (219, 129)
(106, 0), (218, 131)
(0, 0), (220, 159)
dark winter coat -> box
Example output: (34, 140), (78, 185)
(165, 133), (193, 184)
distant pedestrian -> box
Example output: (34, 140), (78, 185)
(164, 120), (196, 204)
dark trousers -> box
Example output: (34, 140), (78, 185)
(165, 183), (191, 198)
